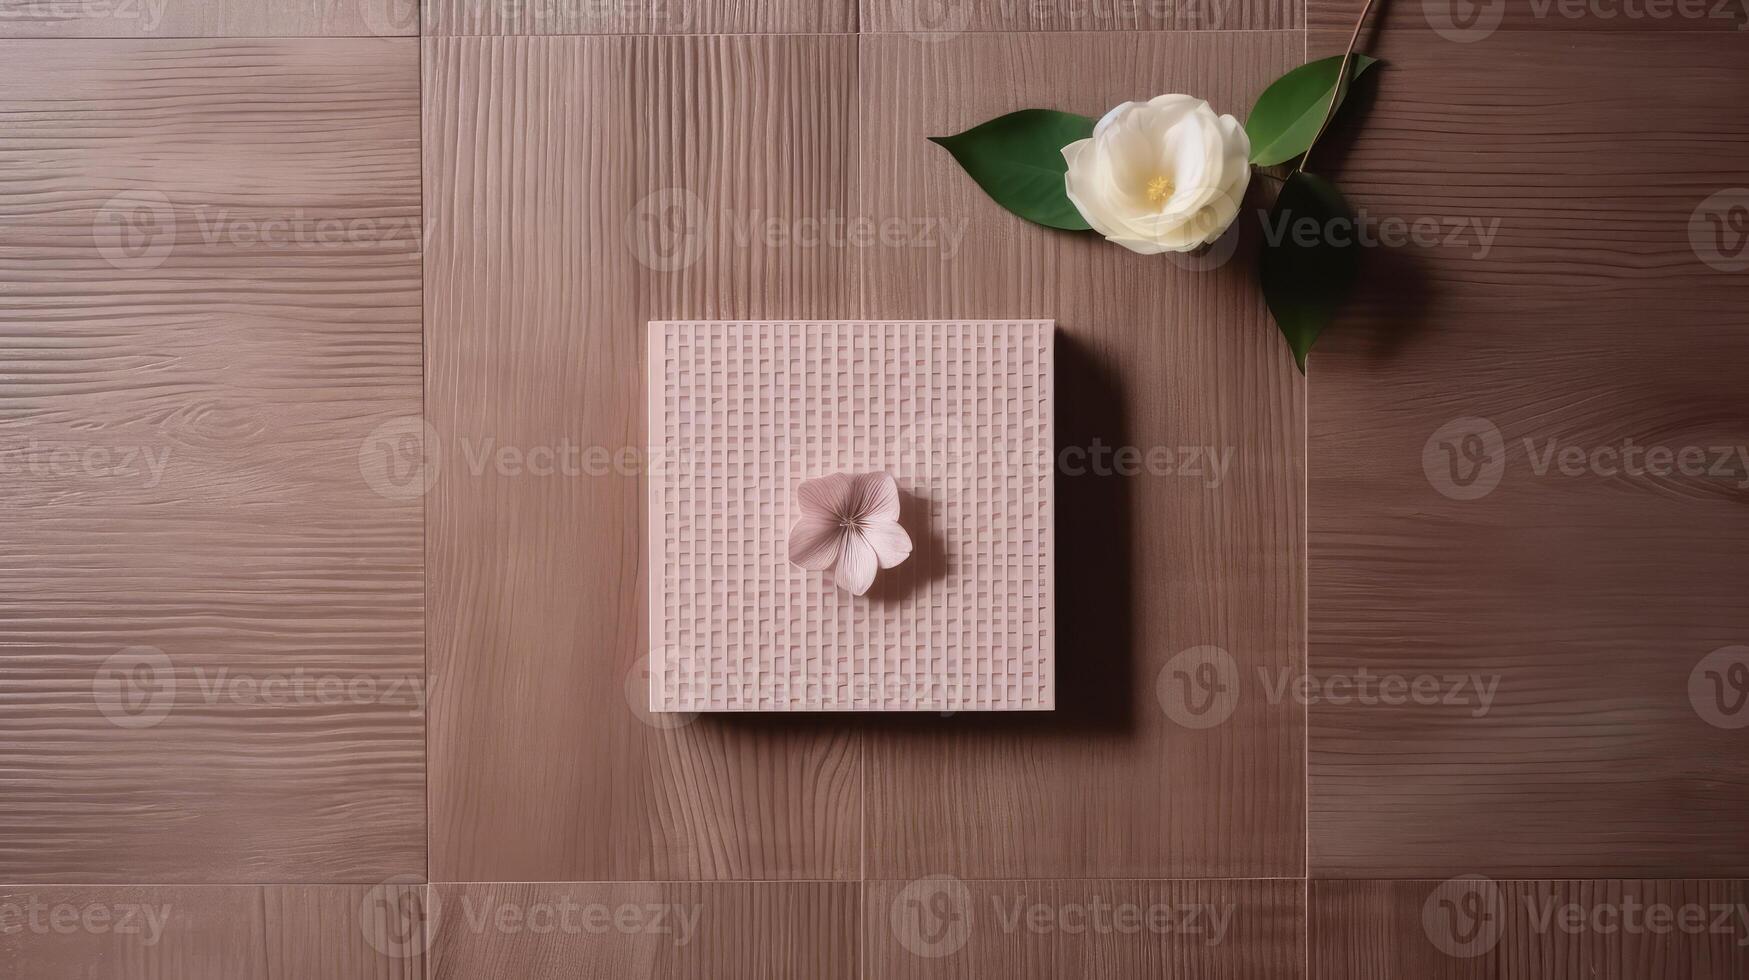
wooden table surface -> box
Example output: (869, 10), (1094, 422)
(1, 0), (1744, 976)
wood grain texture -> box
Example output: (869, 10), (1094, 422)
(856, 31), (1305, 879)
(424, 35), (860, 882)
(428, 882), (856, 980)
(0, 884), (426, 979)
(0, 39), (423, 882)
(863, 0), (1300, 32)
(1312, 880), (1749, 979)
(425, 0), (849, 36)
(868, 878), (1305, 979)
(1309, 0), (1749, 34)
(1307, 31), (1749, 877)
(0, 0), (418, 37)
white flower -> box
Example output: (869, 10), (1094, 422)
(1062, 95), (1251, 255)
(787, 472), (913, 596)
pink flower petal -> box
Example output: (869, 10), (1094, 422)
(796, 473), (854, 520)
(848, 471), (901, 523)
(833, 531), (878, 595)
(788, 514), (844, 570)
(860, 520), (912, 569)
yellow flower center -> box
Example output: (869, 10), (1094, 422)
(1145, 174), (1174, 206)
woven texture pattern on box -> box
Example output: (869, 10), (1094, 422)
(647, 320), (1054, 712)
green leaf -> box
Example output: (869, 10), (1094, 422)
(1245, 54), (1379, 167)
(929, 109), (1095, 231)
(1260, 172), (1359, 371)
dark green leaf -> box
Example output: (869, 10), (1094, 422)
(929, 109), (1095, 231)
(1259, 172), (1359, 371)
(1245, 55), (1379, 167)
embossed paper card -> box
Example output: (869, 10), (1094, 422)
(647, 320), (1054, 712)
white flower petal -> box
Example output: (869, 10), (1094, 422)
(796, 473), (853, 520)
(860, 520), (913, 569)
(1217, 113), (1251, 174)
(1158, 107), (1225, 215)
(1165, 113), (1250, 232)
(1146, 93), (1206, 111)
(1103, 233), (1179, 255)
(1062, 94), (1250, 254)
(834, 532), (878, 595)
(1065, 140), (1131, 240)
(848, 471), (901, 523)
(1194, 187), (1246, 247)
(1104, 113), (1163, 195)
(1061, 137), (1093, 173)
(788, 515), (844, 570)
(1092, 100), (1146, 138)
(1140, 95), (1206, 136)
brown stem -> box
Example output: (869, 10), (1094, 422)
(1294, 0), (1379, 176)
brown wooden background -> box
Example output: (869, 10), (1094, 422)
(1, 0), (1745, 976)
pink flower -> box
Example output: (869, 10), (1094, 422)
(787, 471), (913, 596)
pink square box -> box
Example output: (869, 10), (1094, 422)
(646, 320), (1054, 712)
